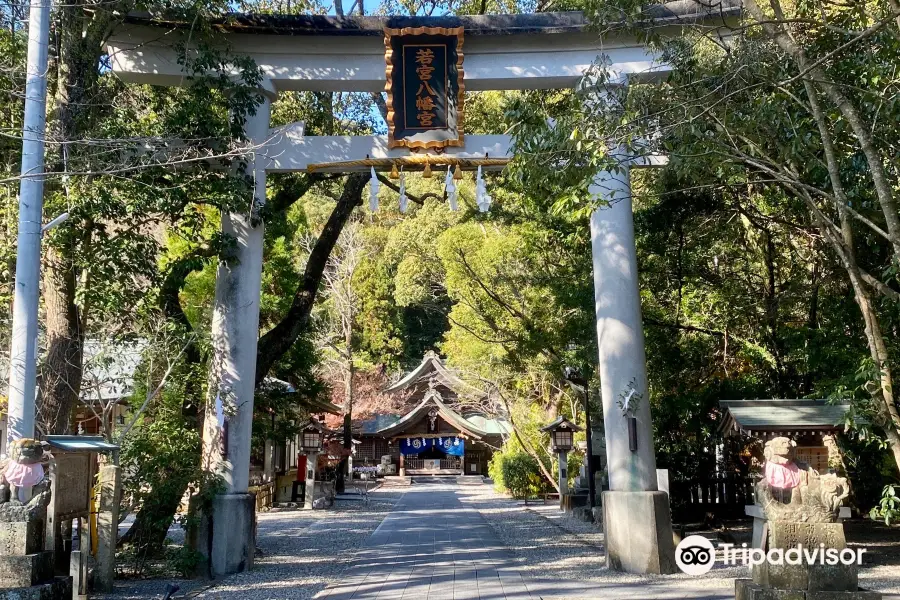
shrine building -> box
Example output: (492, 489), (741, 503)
(355, 351), (509, 476)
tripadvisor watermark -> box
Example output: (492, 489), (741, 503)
(675, 535), (867, 576)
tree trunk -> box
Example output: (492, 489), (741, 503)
(255, 173), (366, 383)
(118, 256), (208, 556)
(37, 0), (106, 435)
(337, 339), (355, 493)
(39, 245), (83, 435)
(497, 389), (559, 493)
(117, 467), (196, 553)
(746, 0), (900, 259)
(798, 78), (900, 475)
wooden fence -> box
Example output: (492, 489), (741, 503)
(249, 481), (276, 512)
(668, 472), (755, 522)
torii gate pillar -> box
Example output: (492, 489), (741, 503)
(190, 84), (276, 579)
(590, 161), (677, 574)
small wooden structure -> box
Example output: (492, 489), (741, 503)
(719, 400), (855, 545)
(44, 435), (120, 597)
(541, 416), (581, 452)
(719, 399), (851, 473)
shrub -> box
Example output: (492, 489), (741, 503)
(489, 449), (546, 499)
(166, 546), (205, 578)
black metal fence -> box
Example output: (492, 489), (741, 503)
(669, 471), (756, 522)
(405, 457), (462, 471)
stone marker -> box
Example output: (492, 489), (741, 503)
(94, 463), (122, 592)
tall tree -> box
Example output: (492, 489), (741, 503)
(506, 0), (900, 474)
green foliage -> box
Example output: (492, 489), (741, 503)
(165, 546), (206, 578)
(7, 0), (900, 568)
(840, 433), (899, 511)
(489, 449), (546, 499)
(869, 485), (900, 526)
(116, 329), (212, 565)
(503, 0), (900, 486)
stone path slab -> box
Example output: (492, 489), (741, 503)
(315, 482), (744, 600)
(315, 483), (537, 599)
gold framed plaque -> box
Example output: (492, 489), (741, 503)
(384, 26), (465, 149)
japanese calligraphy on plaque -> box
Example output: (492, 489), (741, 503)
(384, 26), (464, 149)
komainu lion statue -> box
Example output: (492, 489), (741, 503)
(0, 438), (51, 522)
(756, 436), (849, 523)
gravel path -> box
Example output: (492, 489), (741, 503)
(97, 487), (403, 600)
(457, 485), (900, 598)
(96, 482), (900, 600)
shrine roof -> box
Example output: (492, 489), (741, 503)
(374, 390), (491, 439)
(463, 414), (511, 435)
(719, 399), (853, 435)
(539, 416), (582, 432)
(384, 351), (484, 397)
(79, 339), (146, 403)
(44, 436), (120, 453)
(357, 412), (509, 436)
(303, 418), (339, 435)
(124, 2), (740, 36)
(359, 414), (402, 434)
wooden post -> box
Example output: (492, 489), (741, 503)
(399, 452), (405, 477)
(70, 517), (89, 599)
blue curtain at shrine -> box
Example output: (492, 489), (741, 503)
(400, 437), (465, 456)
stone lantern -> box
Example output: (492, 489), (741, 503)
(541, 417), (583, 510)
(300, 422), (324, 453)
(297, 419), (335, 510)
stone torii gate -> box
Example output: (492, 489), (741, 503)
(106, 5), (735, 578)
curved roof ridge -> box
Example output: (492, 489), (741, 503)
(373, 388), (489, 438)
(385, 352), (486, 397)
(384, 352), (443, 392)
(124, 3), (742, 36)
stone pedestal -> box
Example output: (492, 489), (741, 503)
(0, 519), (43, 556)
(735, 521), (881, 600)
(0, 517), (71, 600)
(0, 550), (54, 586)
(0, 577), (73, 600)
(188, 493), (256, 578)
(602, 490), (677, 574)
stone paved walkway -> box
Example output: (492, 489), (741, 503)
(316, 482), (539, 599)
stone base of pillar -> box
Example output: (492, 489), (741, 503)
(303, 479), (315, 510)
(188, 493), (256, 578)
(602, 491), (677, 574)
